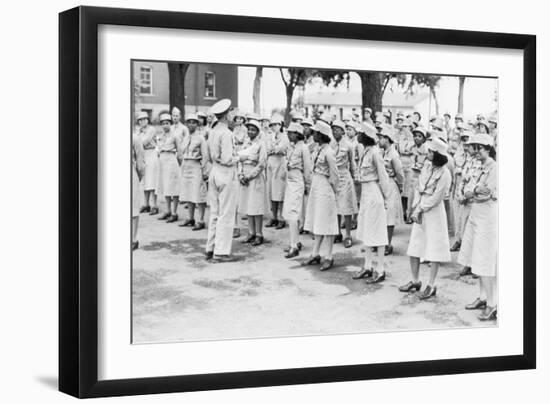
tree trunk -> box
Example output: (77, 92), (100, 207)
(284, 85), (295, 126)
(357, 72), (384, 120)
(457, 76), (466, 114)
(168, 63), (190, 119)
(253, 66), (263, 114)
(430, 87), (440, 116)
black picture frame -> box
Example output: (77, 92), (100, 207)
(59, 5), (536, 398)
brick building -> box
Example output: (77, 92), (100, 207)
(133, 61), (239, 123)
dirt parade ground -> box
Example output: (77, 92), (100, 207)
(132, 204), (496, 344)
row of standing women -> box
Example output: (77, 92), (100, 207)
(132, 99), (498, 321)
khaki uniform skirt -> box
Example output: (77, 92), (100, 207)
(267, 155), (287, 202)
(356, 181), (388, 246)
(238, 164), (269, 216)
(386, 178), (404, 226)
(143, 148), (159, 191)
(282, 168), (305, 221)
(407, 170), (421, 214)
(407, 202), (451, 262)
(180, 159), (207, 203)
(458, 200), (497, 277)
(335, 168), (358, 215)
(304, 173), (339, 235)
(454, 202), (472, 241)
(157, 152), (181, 197)
(401, 155), (413, 197)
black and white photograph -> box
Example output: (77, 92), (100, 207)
(131, 60), (499, 344)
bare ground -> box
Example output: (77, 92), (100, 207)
(132, 205), (495, 344)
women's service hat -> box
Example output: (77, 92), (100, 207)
(469, 133), (494, 147)
(412, 126), (427, 138)
(431, 117), (444, 130)
(245, 119), (261, 132)
(477, 119), (490, 132)
(159, 113), (172, 123)
(314, 120), (333, 138)
(302, 117), (314, 127)
(136, 111), (149, 121)
(427, 136), (449, 156)
(345, 121), (361, 132)
(331, 120), (346, 132)
(361, 122), (378, 142)
(380, 124), (397, 143)
(209, 99), (232, 115)
(287, 122), (304, 135)
(185, 113), (200, 123)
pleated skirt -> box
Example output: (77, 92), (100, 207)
(282, 169), (305, 221)
(356, 181), (388, 246)
(407, 202), (451, 262)
(180, 159), (207, 203)
(458, 201), (498, 277)
(304, 173), (339, 236)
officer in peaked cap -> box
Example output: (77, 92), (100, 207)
(205, 99), (244, 261)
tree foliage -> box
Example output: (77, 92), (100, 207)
(279, 68), (310, 124)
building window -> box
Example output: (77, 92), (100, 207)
(139, 66), (153, 95)
(204, 71), (216, 99)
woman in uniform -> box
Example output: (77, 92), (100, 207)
(178, 114), (210, 230)
(378, 125), (405, 255)
(299, 117), (316, 234)
(397, 119), (415, 220)
(455, 134), (482, 276)
(352, 123), (390, 284)
(345, 121), (362, 230)
(399, 136), (452, 299)
(237, 119), (269, 246)
(331, 120), (357, 248)
(458, 134), (498, 320)
(231, 109), (249, 239)
(265, 114), (289, 230)
(232, 109), (248, 146)
(302, 120), (339, 271)
(136, 111), (159, 215)
(450, 129), (473, 252)
(132, 133), (146, 250)
(196, 111), (209, 139)
(406, 126), (429, 222)
(282, 122), (312, 258)
(156, 113), (183, 223)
